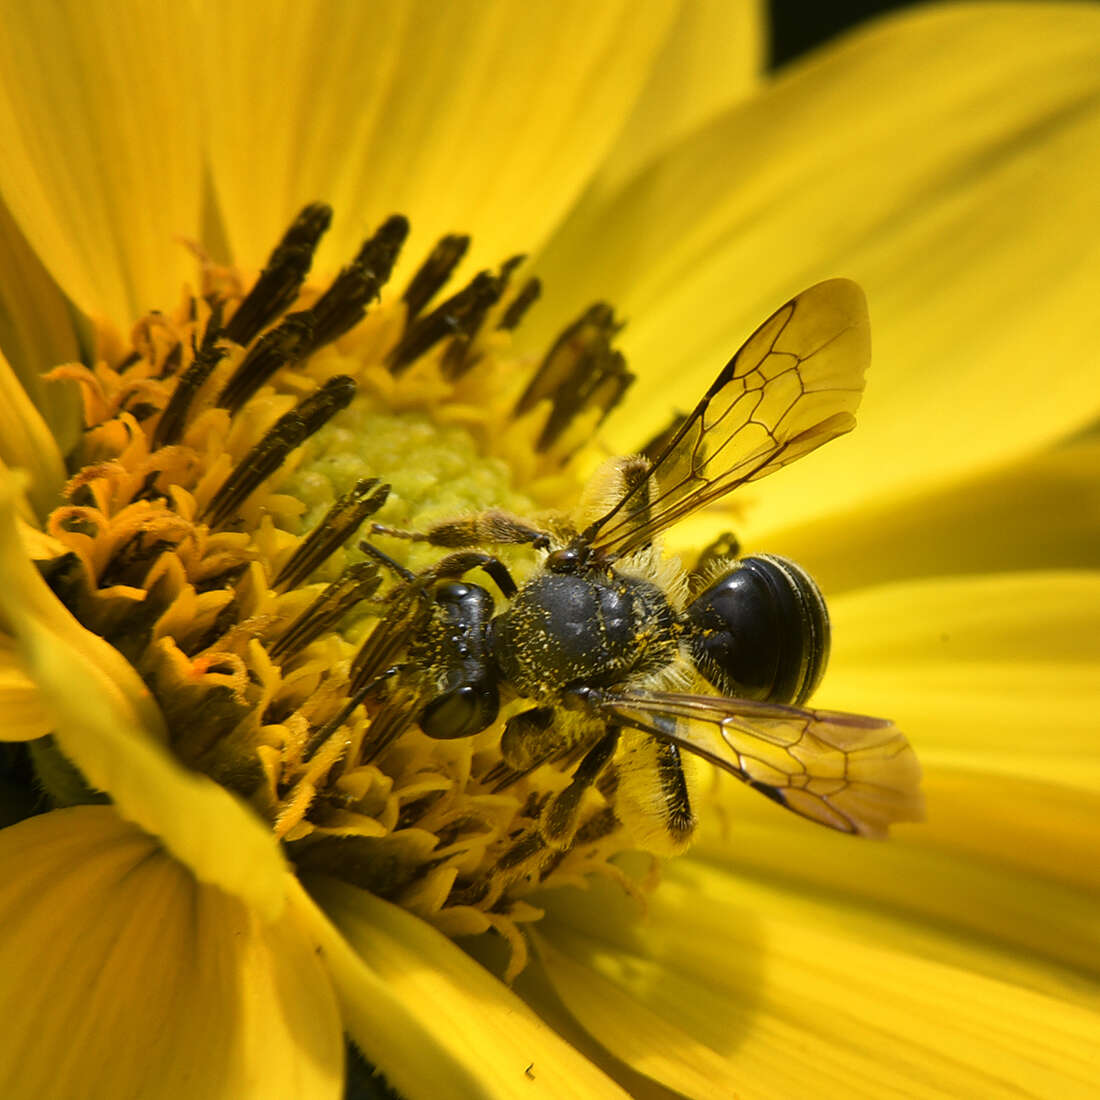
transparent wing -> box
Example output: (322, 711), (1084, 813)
(586, 280), (870, 560)
(596, 689), (923, 838)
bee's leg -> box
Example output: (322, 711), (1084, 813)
(426, 550), (518, 599)
(359, 541), (518, 598)
(371, 510), (551, 551)
(498, 706), (556, 772)
(540, 727), (620, 850)
(464, 555), (517, 600)
(615, 732), (697, 856)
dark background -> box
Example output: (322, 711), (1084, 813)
(770, 0), (913, 67)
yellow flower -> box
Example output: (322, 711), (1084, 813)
(0, 2), (1098, 1098)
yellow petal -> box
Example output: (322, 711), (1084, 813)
(530, 929), (742, 1098)
(696, 770), (1100, 975)
(742, 436), (1100, 595)
(305, 874), (629, 1099)
(0, 347), (66, 519)
(595, 0), (766, 192)
(0, 632), (50, 741)
(0, 1), (202, 329)
(0, 474), (161, 727)
(199, 0), (678, 276)
(822, 571), (1100, 792)
(0, 199), (82, 450)
(537, 865), (1100, 1100)
(0, 807), (342, 1100)
(531, 3), (1100, 531)
(0, 476), (287, 915)
(509, 953), (690, 1100)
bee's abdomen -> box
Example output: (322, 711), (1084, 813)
(490, 572), (676, 700)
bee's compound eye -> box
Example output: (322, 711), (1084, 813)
(419, 684), (498, 739)
(685, 554), (829, 706)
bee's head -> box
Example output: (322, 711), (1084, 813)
(544, 546), (584, 574)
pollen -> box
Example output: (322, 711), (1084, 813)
(36, 205), (643, 977)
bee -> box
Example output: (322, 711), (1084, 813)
(356, 279), (923, 855)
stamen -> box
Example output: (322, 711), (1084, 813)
(300, 676), (383, 764)
(272, 478), (391, 592)
(161, 342), (183, 378)
(217, 314), (316, 416)
(305, 214), (409, 349)
(388, 270), (505, 374)
(513, 302), (634, 450)
(441, 255), (524, 378)
(217, 216), (408, 414)
(268, 561), (383, 662)
(152, 302), (227, 448)
(359, 690), (418, 763)
(402, 233), (470, 321)
(224, 202), (333, 346)
(497, 276), (541, 331)
(348, 587), (428, 694)
(203, 375), (357, 528)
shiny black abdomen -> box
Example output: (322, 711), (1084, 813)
(685, 554), (829, 706)
(490, 571), (678, 701)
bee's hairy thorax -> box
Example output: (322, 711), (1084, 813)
(489, 567), (680, 703)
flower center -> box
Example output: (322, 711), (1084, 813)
(37, 205), (645, 976)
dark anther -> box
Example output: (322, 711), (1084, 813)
(98, 532), (176, 589)
(217, 313), (315, 415)
(353, 214), (408, 288)
(203, 375), (357, 528)
(301, 668), (396, 765)
(123, 402), (161, 423)
(495, 831), (547, 873)
(441, 254), (525, 376)
(360, 690), (418, 764)
(544, 354), (633, 450)
(512, 303), (634, 451)
(305, 214), (409, 351)
(153, 301), (228, 448)
(402, 234), (470, 322)
(440, 271), (511, 378)
(348, 591), (431, 694)
(217, 216), (408, 415)
(224, 203), (332, 346)
(497, 277), (541, 330)
(389, 270), (504, 374)
(640, 410), (687, 464)
(272, 479), (391, 592)
(268, 561), (382, 662)
(161, 342), (183, 378)
(491, 253), (525, 298)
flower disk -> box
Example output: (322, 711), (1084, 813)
(38, 205), (640, 977)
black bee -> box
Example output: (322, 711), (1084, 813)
(359, 280), (923, 854)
